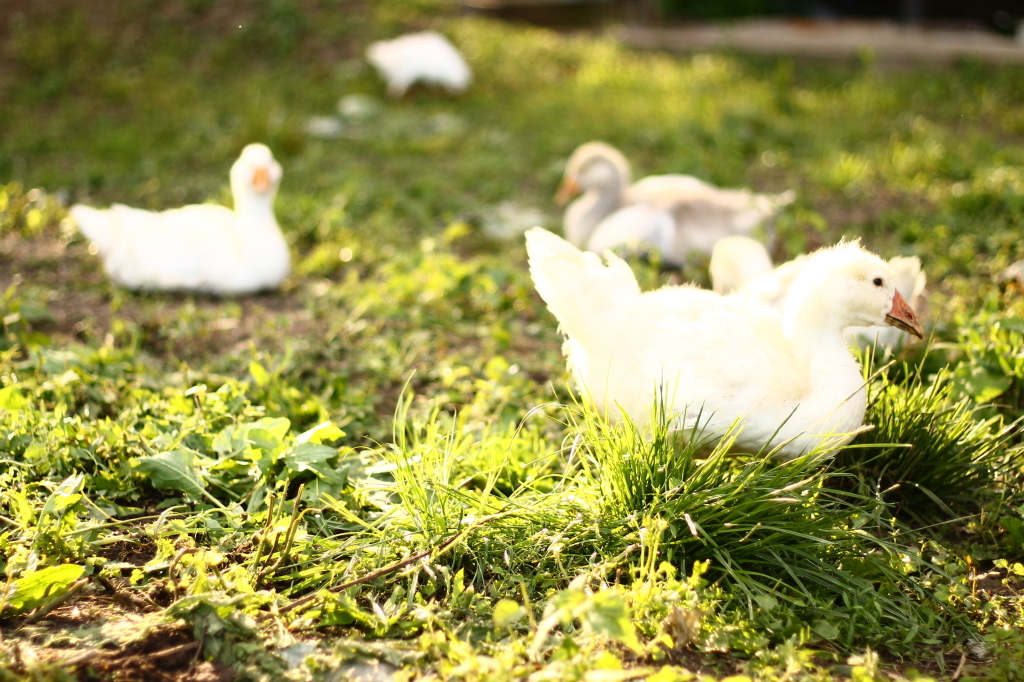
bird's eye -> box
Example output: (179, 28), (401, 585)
(872, 277), (883, 287)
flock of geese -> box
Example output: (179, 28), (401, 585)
(67, 31), (928, 459)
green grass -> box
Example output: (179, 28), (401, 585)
(2, 0), (1024, 680)
(840, 363), (1023, 522)
(577, 403), (960, 652)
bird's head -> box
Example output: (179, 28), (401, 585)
(556, 141), (631, 205)
(785, 241), (923, 339)
(231, 143), (282, 201)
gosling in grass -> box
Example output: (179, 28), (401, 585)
(70, 144), (289, 295)
(526, 227), (923, 459)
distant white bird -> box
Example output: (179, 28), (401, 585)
(366, 31), (471, 98)
(526, 227), (923, 459)
(710, 236), (926, 349)
(558, 142), (794, 267)
(70, 144), (289, 295)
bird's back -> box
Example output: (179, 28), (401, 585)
(607, 288), (807, 423)
(144, 204), (240, 290)
(527, 228), (811, 435)
(734, 255), (809, 309)
(625, 174), (715, 204)
(585, 203), (676, 262)
(625, 178), (793, 260)
(80, 203), (237, 290)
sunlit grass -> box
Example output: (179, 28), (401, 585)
(567, 399), (957, 650)
(840, 364), (1022, 523)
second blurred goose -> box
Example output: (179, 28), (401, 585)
(366, 32), (471, 98)
(558, 141), (794, 266)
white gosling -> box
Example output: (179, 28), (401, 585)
(709, 235), (775, 294)
(366, 31), (471, 98)
(71, 143), (289, 295)
(557, 141), (794, 266)
(711, 237), (926, 349)
(526, 227), (923, 459)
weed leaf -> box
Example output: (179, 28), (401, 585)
(0, 384), (26, 410)
(2, 564), (85, 616)
(284, 442), (338, 476)
(493, 599), (524, 629)
(954, 364), (1012, 403)
(39, 474), (85, 519)
(136, 449), (206, 499)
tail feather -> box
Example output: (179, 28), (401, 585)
(69, 204), (118, 254)
(525, 227), (639, 340)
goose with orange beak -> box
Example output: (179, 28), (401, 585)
(710, 235), (927, 350)
(527, 228), (923, 460)
(70, 143), (289, 295)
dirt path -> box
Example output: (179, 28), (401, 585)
(619, 18), (1024, 64)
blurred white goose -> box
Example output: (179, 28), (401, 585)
(70, 144), (289, 295)
(366, 31), (471, 98)
(526, 228), (923, 459)
(711, 236), (926, 349)
(558, 142), (794, 267)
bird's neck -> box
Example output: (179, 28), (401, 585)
(566, 182), (624, 247)
(784, 299), (849, 360)
(780, 302), (866, 456)
(784, 310), (864, 442)
(233, 194), (277, 224)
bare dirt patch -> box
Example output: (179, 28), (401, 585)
(3, 591), (233, 682)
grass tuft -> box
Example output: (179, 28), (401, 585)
(840, 364), (1021, 523)
(568, 399), (960, 649)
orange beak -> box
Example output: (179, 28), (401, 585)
(555, 175), (581, 205)
(884, 289), (923, 339)
(252, 167), (271, 193)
